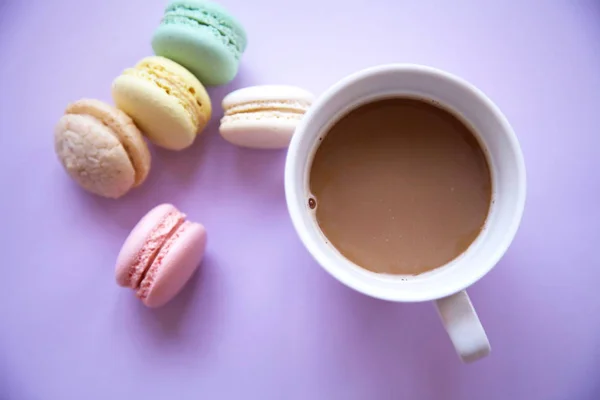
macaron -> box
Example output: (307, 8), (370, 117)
(112, 56), (212, 151)
(152, 0), (247, 86)
(219, 85), (315, 149)
(54, 99), (151, 198)
(115, 204), (207, 308)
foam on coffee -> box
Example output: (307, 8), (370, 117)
(308, 98), (492, 275)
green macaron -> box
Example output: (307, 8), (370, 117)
(152, 0), (247, 86)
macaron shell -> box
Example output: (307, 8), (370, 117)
(115, 204), (185, 288)
(167, 0), (248, 49)
(112, 74), (198, 150)
(138, 221), (207, 308)
(66, 99), (151, 187)
(222, 85), (315, 108)
(220, 118), (300, 149)
(152, 24), (238, 86)
(55, 114), (135, 198)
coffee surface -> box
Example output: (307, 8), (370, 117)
(309, 98), (492, 275)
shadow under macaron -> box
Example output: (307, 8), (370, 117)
(210, 65), (292, 202)
(117, 252), (224, 356)
(233, 147), (288, 201)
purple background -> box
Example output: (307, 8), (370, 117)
(1, 0), (599, 399)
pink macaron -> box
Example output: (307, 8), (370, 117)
(115, 204), (207, 307)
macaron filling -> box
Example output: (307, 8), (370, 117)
(224, 100), (311, 116)
(222, 100), (311, 124)
(127, 210), (186, 289)
(124, 64), (202, 128)
(136, 220), (192, 300)
(162, 5), (245, 59)
(221, 111), (306, 124)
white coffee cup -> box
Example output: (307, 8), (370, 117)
(285, 65), (526, 363)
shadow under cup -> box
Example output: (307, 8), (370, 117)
(285, 65), (526, 303)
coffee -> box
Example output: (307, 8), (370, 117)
(308, 98), (492, 275)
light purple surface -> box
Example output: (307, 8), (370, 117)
(1, 0), (599, 398)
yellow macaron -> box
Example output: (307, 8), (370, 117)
(112, 56), (212, 151)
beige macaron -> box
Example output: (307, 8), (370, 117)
(54, 99), (151, 198)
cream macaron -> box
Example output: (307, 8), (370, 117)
(219, 85), (314, 149)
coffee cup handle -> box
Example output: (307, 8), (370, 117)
(435, 290), (490, 362)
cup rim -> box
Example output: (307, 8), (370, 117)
(285, 64), (526, 302)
